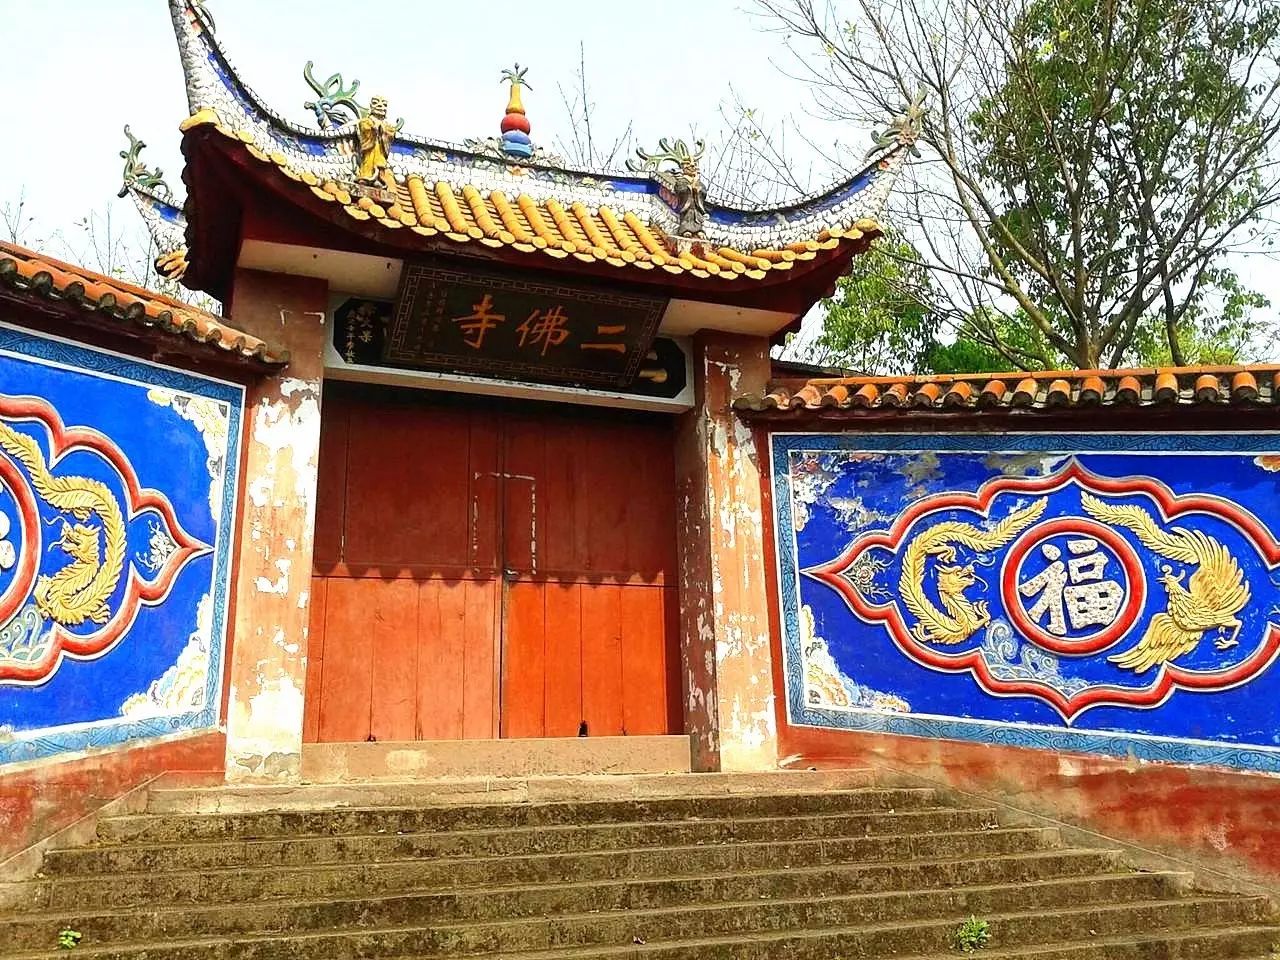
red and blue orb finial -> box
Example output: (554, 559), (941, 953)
(499, 64), (533, 159)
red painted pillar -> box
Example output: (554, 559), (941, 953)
(674, 332), (779, 772)
(221, 269), (328, 781)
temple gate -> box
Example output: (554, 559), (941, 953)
(306, 385), (680, 743)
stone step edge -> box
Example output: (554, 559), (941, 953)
(0, 847), (1118, 917)
(2, 867), (1174, 928)
(119, 785), (932, 826)
(474, 924), (1280, 960)
(5, 895), (1262, 960)
(143, 769), (876, 804)
(45, 826), (1060, 885)
(64, 806), (994, 863)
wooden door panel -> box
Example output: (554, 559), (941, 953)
(580, 584), (624, 737)
(625, 426), (678, 579)
(586, 426), (633, 576)
(302, 576), (329, 743)
(461, 578), (499, 739)
(416, 578), (466, 740)
(621, 586), (670, 736)
(468, 418), (502, 573)
(664, 586), (684, 733)
(501, 418), (543, 575)
(543, 582), (583, 737)
(344, 405), (476, 568)
(317, 578), (375, 742)
(368, 579), (421, 742)
(313, 403), (349, 568)
(501, 580), (545, 738)
(541, 426), (581, 574)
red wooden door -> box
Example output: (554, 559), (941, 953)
(498, 413), (681, 738)
(305, 385), (680, 743)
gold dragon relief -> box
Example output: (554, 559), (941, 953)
(1080, 493), (1251, 672)
(0, 419), (127, 628)
(895, 487), (1255, 675)
(899, 498), (1048, 645)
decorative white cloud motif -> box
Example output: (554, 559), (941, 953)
(120, 594), (213, 718)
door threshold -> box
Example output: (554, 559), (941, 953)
(301, 735), (693, 782)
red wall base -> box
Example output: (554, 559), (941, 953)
(781, 726), (1280, 888)
(0, 733), (225, 861)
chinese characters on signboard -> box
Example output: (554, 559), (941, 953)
(385, 264), (667, 389)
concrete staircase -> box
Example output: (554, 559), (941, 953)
(0, 770), (1276, 959)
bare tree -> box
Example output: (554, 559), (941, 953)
(554, 42), (634, 170)
(757, 0), (1280, 368)
(1, 188), (40, 247)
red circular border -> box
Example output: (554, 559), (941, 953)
(1001, 517), (1146, 655)
(0, 453), (41, 625)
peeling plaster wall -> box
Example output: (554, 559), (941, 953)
(781, 726), (1280, 890)
(222, 270), (328, 782)
(0, 733), (223, 862)
(674, 333), (778, 772)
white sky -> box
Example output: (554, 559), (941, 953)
(0, 0), (823, 252)
(1, 0), (1276, 359)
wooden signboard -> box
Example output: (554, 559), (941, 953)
(386, 264), (667, 389)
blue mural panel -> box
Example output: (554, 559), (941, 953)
(771, 432), (1280, 772)
(0, 322), (242, 765)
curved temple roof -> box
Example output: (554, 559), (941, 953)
(129, 1), (917, 305)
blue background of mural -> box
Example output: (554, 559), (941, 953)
(0, 323), (242, 765)
(771, 432), (1280, 772)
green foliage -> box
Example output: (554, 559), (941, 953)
(814, 231), (939, 374)
(57, 929), (82, 950)
(953, 915), (991, 953)
(769, 0), (1280, 370)
(967, 0), (1280, 366)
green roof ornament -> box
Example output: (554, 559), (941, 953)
(626, 137), (706, 177)
(303, 61), (404, 131)
(627, 137), (708, 239)
(869, 88), (928, 157)
(118, 126), (172, 200)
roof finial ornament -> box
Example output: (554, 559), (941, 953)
(869, 88), (927, 157)
(498, 64), (534, 159)
(627, 138), (708, 239)
(118, 126), (172, 200)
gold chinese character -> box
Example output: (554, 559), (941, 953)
(517, 305), (571, 356)
(580, 322), (628, 353)
(453, 293), (505, 350)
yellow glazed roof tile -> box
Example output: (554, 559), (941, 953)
(184, 106), (885, 283)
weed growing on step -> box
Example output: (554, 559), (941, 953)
(953, 916), (991, 953)
(57, 929), (82, 950)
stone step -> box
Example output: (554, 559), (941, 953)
(0, 864), (1178, 950)
(13, 826), (1063, 912)
(480, 925), (1280, 960)
(46, 806), (994, 877)
(952, 934), (1280, 960)
(144, 769), (878, 814)
(98, 786), (934, 844)
(2, 896), (1266, 960)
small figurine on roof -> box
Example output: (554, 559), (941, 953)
(498, 65), (534, 159)
(356, 96), (398, 192)
(628, 138), (708, 239)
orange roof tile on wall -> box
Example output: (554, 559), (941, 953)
(736, 366), (1280, 418)
(0, 241), (287, 366)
